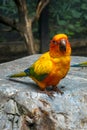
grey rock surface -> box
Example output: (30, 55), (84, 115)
(0, 55), (87, 130)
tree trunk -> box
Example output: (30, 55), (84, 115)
(13, 0), (36, 55)
(21, 20), (36, 55)
(0, 0), (50, 55)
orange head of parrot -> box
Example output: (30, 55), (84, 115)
(49, 34), (71, 57)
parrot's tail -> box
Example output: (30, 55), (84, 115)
(71, 61), (87, 67)
(8, 71), (27, 78)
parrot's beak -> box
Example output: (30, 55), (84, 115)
(59, 39), (66, 52)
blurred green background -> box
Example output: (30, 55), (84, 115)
(0, 0), (87, 63)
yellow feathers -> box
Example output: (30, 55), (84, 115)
(52, 34), (68, 41)
(9, 34), (71, 96)
(33, 52), (52, 75)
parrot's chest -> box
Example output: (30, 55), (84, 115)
(46, 56), (70, 85)
(55, 56), (70, 77)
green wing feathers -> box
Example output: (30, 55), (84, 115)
(9, 67), (48, 81)
(24, 67), (48, 81)
(8, 53), (52, 81)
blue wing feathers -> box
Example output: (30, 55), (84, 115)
(24, 67), (48, 81)
(24, 68), (30, 75)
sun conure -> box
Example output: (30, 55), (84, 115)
(8, 34), (71, 96)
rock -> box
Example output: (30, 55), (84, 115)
(4, 99), (19, 115)
(0, 55), (87, 130)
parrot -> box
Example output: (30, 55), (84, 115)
(71, 61), (87, 67)
(8, 34), (71, 97)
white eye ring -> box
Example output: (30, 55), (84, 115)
(53, 41), (57, 45)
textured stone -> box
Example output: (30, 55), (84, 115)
(0, 55), (87, 130)
(4, 99), (19, 115)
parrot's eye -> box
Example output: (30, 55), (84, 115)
(52, 40), (57, 45)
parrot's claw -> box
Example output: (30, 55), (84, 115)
(53, 86), (64, 95)
(38, 89), (55, 98)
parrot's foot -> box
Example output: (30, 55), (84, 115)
(52, 86), (64, 95)
(38, 89), (55, 97)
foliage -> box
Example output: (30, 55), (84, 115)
(49, 0), (87, 38)
(0, 0), (87, 39)
(0, 0), (17, 18)
(0, 0), (38, 19)
(0, 0), (38, 37)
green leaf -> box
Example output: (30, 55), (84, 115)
(84, 15), (87, 20)
(59, 20), (66, 26)
(58, 19), (66, 26)
(68, 24), (75, 30)
(68, 32), (75, 36)
(73, 0), (81, 3)
(81, 4), (87, 10)
(65, 15), (72, 20)
(71, 10), (82, 18)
